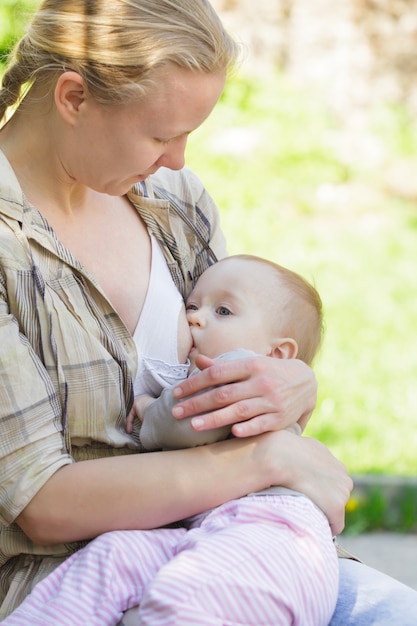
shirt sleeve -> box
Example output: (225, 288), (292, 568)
(0, 276), (71, 526)
(140, 385), (231, 450)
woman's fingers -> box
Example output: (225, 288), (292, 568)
(172, 355), (317, 435)
(173, 355), (255, 398)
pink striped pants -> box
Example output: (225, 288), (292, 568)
(4, 495), (338, 626)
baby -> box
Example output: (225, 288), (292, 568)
(129, 253), (322, 450)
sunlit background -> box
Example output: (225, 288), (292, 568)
(1, 0), (417, 476)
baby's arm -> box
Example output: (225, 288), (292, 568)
(136, 350), (302, 450)
(126, 395), (154, 434)
(139, 386), (231, 450)
(138, 388), (301, 450)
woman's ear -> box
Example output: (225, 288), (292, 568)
(269, 337), (298, 360)
(54, 71), (87, 123)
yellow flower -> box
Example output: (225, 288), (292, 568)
(346, 497), (360, 513)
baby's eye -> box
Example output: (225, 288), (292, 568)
(186, 303), (198, 311)
(216, 306), (231, 316)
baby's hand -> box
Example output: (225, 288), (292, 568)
(126, 395), (155, 434)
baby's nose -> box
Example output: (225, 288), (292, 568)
(187, 309), (205, 327)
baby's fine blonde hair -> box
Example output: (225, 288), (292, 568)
(0, 0), (240, 123)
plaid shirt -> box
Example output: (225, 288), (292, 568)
(0, 150), (227, 612)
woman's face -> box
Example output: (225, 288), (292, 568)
(59, 66), (225, 195)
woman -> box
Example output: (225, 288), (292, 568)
(0, 0), (411, 624)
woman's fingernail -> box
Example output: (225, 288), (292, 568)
(191, 418), (204, 430)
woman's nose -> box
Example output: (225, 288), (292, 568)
(157, 136), (187, 171)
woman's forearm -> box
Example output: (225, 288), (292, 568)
(16, 429), (352, 545)
(16, 434), (279, 545)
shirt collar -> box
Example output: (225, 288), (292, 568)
(0, 148), (26, 222)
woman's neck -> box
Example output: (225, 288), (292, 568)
(0, 109), (91, 217)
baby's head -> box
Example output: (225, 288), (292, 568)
(186, 255), (323, 368)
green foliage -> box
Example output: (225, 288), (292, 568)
(0, 1), (37, 62)
(345, 481), (417, 534)
(346, 488), (388, 535)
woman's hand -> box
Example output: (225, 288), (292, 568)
(259, 430), (353, 536)
(172, 354), (317, 437)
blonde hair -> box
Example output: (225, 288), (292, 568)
(0, 0), (240, 123)
(220, 255), (324, 365)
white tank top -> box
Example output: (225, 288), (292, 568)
(132, 235), (189, 397)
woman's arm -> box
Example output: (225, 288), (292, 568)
(15, 434), (277, 544)
(16, 429), (351, 545)
(171, 355), (317, 437)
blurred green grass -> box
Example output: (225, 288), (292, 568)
(2, 2), (417, 477)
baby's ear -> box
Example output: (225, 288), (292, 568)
(269, 338), (298, 360)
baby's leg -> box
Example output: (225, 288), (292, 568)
(138, 496), (338, 626)
(3, 527), (185, 626)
